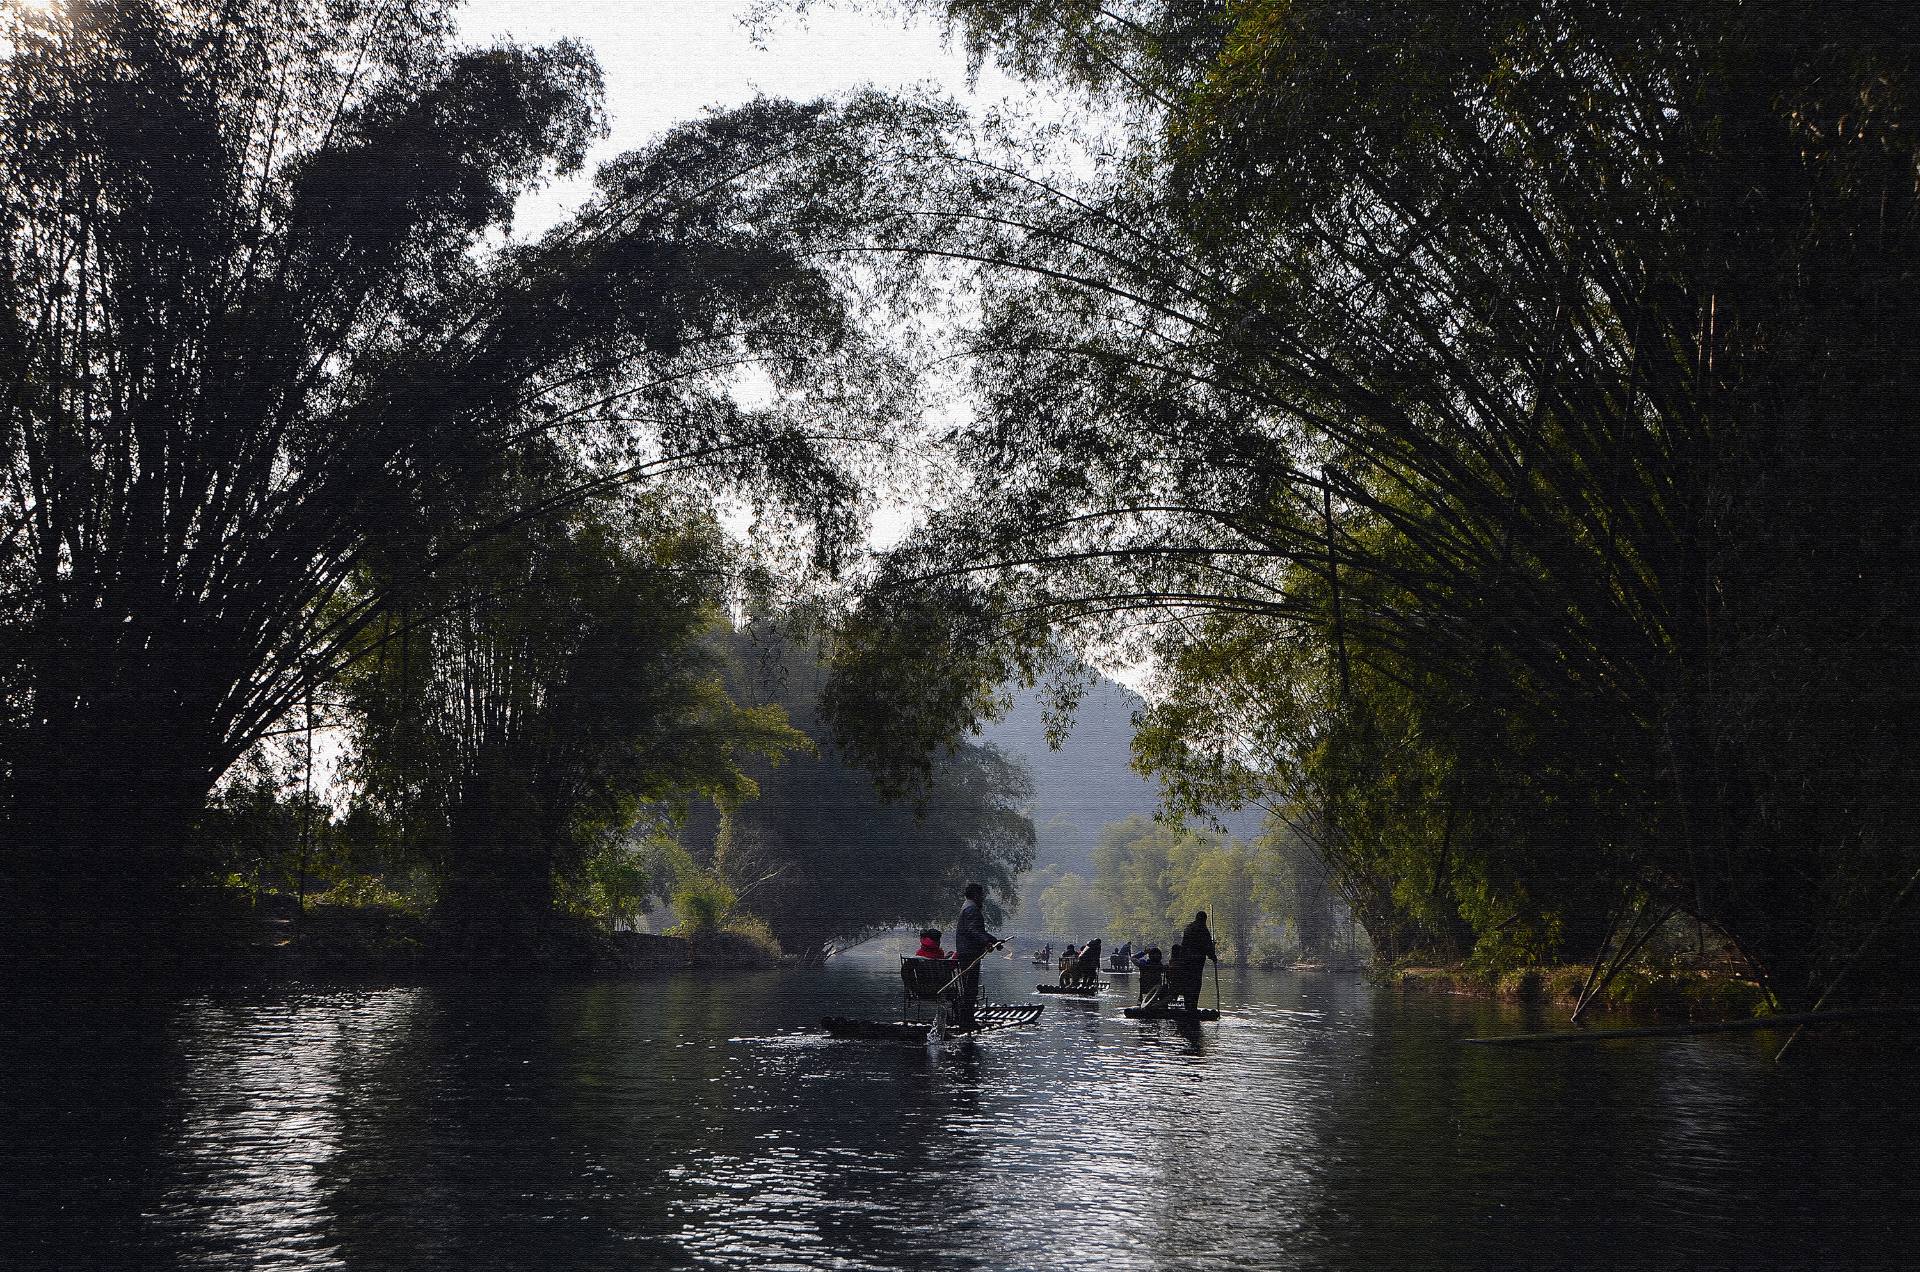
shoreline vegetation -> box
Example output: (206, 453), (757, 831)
(1392, 963), (1771, 1022)
(5, 883), (1765, 1032)
(1, 891), (785, 989)
(5, 2), (1919, 1023)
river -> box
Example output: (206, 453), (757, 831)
(2, 948), (1913, 1270)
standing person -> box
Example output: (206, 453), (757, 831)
(955, 882), (1003, 1028)
(1176, 911), (1219, 1011)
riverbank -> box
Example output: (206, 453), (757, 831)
(1, 900), (783, 989)
(1392, 962), (1772, 1020)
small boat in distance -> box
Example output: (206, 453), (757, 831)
(1037, 940), (1102, 995)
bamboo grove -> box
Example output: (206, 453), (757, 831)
(823, 0), (1920, 1007)
(6, 0), (1918, 1000)
(0, 0), (982, 942)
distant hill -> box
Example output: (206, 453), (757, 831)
(975, 676), (1264, 880)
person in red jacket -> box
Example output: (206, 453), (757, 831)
(915, 928), (955, 960)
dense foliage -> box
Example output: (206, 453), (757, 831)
(689, 627), (1035, 962)
(10, 0), (1917, 1003)
(1019, 814), (1353, 966)
(824, 0), (1920, 1005)
(0, 0), (951, 936)
(341, 487), (803, 936)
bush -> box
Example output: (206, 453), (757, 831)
(668, 870), (736, 935)
(309, 874), (425, 918)
(721, 912), (782, 957)
(1249, 937), (1301, 967)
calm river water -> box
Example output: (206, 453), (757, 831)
(3, 950), (1914, 1270)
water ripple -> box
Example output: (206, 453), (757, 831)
(3, 965), (1916, 1269)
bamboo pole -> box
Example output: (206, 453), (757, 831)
(1774, 863), (1920, 1063)
(1321, 472), (1351, 704)
(1572, 903), (1674, 1024)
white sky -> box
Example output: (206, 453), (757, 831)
(456, 0), (1041, 552)
(456, 0), (1028, 234)
(449, 2), (1150, 693)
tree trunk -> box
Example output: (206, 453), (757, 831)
(437, 747), (554, 952)
(2, 723), (215, 958)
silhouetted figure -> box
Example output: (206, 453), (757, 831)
(954, 882), (1002, 1027)
(1171, 911), (1218, 1011)
(1062, 939), (1101, 988)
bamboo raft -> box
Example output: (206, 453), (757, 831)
(1124, 1004), (1221, 1022)
(821, 1003), (1044, 1042)
(1038, 940), (1104, 995)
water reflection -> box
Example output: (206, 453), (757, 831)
(3, 960), (1916, 1270)
(165, 990), (422, 1268)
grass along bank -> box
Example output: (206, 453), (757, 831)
(1393, 961), (1772, 1021)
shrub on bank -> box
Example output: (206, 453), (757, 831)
(308, 874), (426, 918)
(1397, 960), (1768, 1020)
(719, 913), (782, 959)
(668, 870), (736, 936)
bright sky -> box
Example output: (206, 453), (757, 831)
(456, 0), (1027, 233)
(455, 0), (1039, 544)
(450, 4), (1151, 690)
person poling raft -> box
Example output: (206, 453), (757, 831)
(1037, 939), (1102, 995)
(1124, 913), (1223, 1022)
(819, 884), (1046, 1042)
(820, 953), (1044, 1040)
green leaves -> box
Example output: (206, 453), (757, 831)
(695, 624), (1036, 959)
(0, 2), (962, 916)
(828, 0), (1920, 998)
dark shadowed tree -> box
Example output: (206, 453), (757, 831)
(818, 0), (1920, 1003)
(341, 476), (803, 940)
(0, 0), (954, 927)
(691, 625), (1033, 962)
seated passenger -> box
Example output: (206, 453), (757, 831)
(1135, 944), (1166, 1003)
(1052, 939), (1099, 988)
(915, 928), (954, 960)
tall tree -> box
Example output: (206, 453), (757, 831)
(0, 0), (950, 923)
(1035, 868), (1102, 942)
(693, 626), (1034, 962)
(823, 0), (1920, 1003)
(343, 480), (802, 937)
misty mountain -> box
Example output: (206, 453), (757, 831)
(975, 676), (1264, 880)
